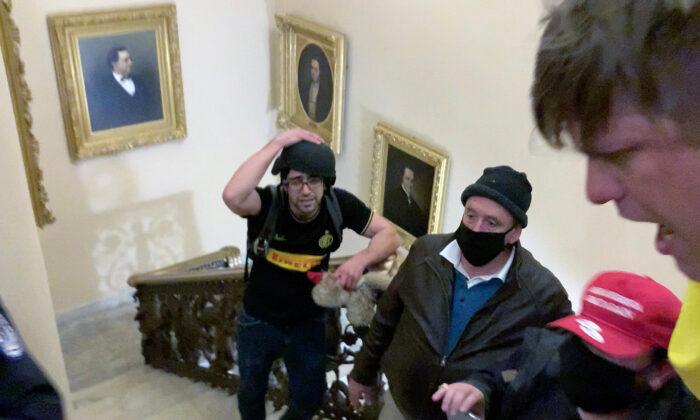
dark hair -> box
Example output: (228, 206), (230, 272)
(106, 46), (128, 69)
(398, 166), (415, 183)
(299, 43), (328, 82)
(533, 1), (700, 149)
(280, 168), (290, 181)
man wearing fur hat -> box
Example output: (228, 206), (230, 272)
(348, 165), (572, 419)
(223, 129), (399, 420)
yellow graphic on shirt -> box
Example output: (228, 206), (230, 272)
(318, 230), (334, 249)
(265, 247), (324, 272)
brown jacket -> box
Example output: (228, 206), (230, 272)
(350, 233), (572, 419)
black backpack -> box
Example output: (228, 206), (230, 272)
(244, 185), (344, 281)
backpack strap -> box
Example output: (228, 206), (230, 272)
(324, 187), (344, 243)
(245, 185), (282, 282)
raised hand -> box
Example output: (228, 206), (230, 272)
(270, 128), (325, 148)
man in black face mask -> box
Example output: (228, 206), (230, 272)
(436, 271), (700, 419)
(348, 165), (572, 419)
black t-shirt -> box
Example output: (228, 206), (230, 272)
(244, 186), (372, 326)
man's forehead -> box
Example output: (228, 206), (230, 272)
(287, 169), (309, 178)
(567, 95), (668, 153)
(464, 196), (512, 220)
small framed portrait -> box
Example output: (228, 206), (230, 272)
(370, 123), (449, 244)
(276, 15), (345, 154)
(48, 4), (186, 161)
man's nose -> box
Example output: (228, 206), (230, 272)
(585, 159), (622, 205)
(470, 219), (486, 232)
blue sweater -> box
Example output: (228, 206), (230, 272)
(446, 270), (503, 354)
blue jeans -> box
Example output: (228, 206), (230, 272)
(236, 309), (327, 420)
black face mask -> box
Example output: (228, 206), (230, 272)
(558, 336), (645, 414)
(454, 222), (512, 266)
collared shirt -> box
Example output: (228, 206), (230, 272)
(308, 80), (319, 119)
(439, 239), (515, 288)
(442, 239), (515, 354)
(401, 185), (412, 205)
(112, 71), (136, 96)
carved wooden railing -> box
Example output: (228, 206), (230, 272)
(127, 246), (384, 419)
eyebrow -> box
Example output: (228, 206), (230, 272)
(465, 208), (503, 224)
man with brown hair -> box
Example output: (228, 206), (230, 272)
(531, 0), (700, 396)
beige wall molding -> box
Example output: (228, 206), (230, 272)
(0, 0), (54, 227)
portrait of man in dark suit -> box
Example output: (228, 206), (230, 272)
(297, 43), (333, 123)
(382, 146), (434, 238)
(81, 37), (164, 132)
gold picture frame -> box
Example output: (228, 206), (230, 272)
(48, 4), (186, 161)
(370, 122), (449, 244)
(276, 15), (345, 154)
(1, 0), (54, 227)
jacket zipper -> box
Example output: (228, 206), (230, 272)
(426, 259), (451, 369)
(425, 254), (459, 415)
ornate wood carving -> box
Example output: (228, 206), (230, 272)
(130, 247), (383, 419)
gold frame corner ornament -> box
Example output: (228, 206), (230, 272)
(370, 122), (449, 245)
(47, 3), (186, 161)
(1, 0), (55, 227)
(275, 15), (346, 154)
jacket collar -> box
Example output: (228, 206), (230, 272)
(439, 239), (515, 286)
(420, 237), (525, 354)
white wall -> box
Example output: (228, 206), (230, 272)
(13, 0), (687, 314)
(0, 40), (71, 412)
(14, 0), (279, 312)
(276, 0), (687, 307)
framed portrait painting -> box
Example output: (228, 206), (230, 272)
(276, 15), (345, 154)
(370, 123), (449, 244)
(48, 4), (186, 161)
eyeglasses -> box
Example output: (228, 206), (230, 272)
(283, 176), (323, 192)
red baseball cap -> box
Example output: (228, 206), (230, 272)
(548, 271), (681, 358)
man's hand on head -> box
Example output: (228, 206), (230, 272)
(271, 129), (325, 149)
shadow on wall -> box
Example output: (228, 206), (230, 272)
(43, 155), (203, 313)
(91, 191), (200, 294)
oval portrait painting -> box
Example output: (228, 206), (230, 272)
(297, 43), (333, 123)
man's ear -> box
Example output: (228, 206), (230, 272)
(506, 224), (522, 245)
(646, 361), (677, 390)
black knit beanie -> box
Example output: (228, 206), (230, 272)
(460, 165), (532, 227)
